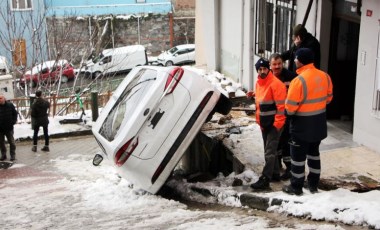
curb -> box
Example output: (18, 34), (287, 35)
(239, 193), (285, 211)
(16, 129), (93, 143)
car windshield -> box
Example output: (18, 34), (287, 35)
(92, 53), (104, 64)
(99, 68), (157, 141)
(168, 47), (178, 54)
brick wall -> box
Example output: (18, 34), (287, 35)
(46, 13), (195, 65)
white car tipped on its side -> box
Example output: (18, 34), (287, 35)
(92, 65), (231, 194)
(156, 44), (195, 66)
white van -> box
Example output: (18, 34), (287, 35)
(0, 56), (10, 75)
(85, 45), (147, 78)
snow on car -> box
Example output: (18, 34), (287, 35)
(92, 65), (231, 194)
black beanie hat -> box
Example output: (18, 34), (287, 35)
(295, 48), (314, 65)
(255, 58), (270, 71)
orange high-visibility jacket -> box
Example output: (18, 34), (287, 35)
(286, 63), (333, 142)
(255, 71), (287, 130)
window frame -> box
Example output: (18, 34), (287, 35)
(255, 0), (296, 59)
(11, 0), (33, 11)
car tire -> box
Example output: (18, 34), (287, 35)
(30, 81), (37, 88)
(214, 93), (232, 115)
(93, 71), (102, 79)
(60, 75), (69, 83)
(165, 61), (174, 66)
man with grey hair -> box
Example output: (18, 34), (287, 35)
(0, 93), (18, 161)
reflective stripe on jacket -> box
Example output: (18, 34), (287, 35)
(286, 63), (333, 141)
(255, 71), (287, 130)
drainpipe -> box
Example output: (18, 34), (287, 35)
(137, 15), (141, 45)
(89, 17), (92, 48)
(215, 0), (220, 70)
(240, 0), (245, 84)
(169, 13), (174, 48)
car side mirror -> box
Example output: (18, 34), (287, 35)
(99, 61), (104, 65)
(93, 154), (104, 166)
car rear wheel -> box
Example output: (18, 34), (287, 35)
(165, 61), (174, 66)
(60, 75), (69, 83)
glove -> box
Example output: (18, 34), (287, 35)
(246, 91), (255, 98)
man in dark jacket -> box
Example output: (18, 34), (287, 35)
(269, 53), (297, 180)
(281, 24), (321, 72)
(0, 94), (18, 161)
(31, 90), (50, 152)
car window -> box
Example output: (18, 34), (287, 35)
(99, 68), (157, 141)
(168, 47), (178, 54)
(93, 53), (104, 63)
(176, 49), (188, 55)
(102, 56), (112, 64)
(188, 48), (195, 52)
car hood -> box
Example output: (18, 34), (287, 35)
(157, 51), (171, 60)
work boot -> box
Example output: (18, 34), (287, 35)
(280, 169), (291, 180)
(271, 174), (281, 182)
(32, 146), (37, 152)
(250, 176), (270, 190)
(41, 146), (50, 152)
(304, 181), (319, 194)
(0, 155), (6, 161)
(282, 184), (303, 195)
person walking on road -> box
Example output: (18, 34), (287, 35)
(31, 90), (50, 152)
(282, 48), (333, 195)
(247, 58), (287, 190)
(281, 24), (321, 72)
(0, 94), (18, 161)
(269, 53), (297, 180)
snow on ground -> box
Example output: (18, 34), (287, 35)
(7, 68), (380, 229)
(1, 153), (344, 229)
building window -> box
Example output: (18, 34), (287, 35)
(255, 0), (296, 59)
(136, 0), (146, 3)
(11, 0), (32, 10)
(373, 30), (380, 118)
(12, 39), (27, 66)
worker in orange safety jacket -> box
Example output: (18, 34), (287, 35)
(282, 48), (333, 195)
(246, 58), (287, 190)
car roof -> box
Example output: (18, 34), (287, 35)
(102, 45), (145, 55)
(174, 44), (195, 49)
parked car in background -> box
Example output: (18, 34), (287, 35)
(83, 45), (148, 79)
(20, 59), (75, 88)
(156, 44), (195, 66)
(92, 65), (231, 194)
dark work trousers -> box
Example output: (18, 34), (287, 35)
(277, 120), (291, 170)
(33, 125), (49, 146)
(0, 130), (16, 158)
(289, 136), (321, 190)
(261, 126), (283, 179)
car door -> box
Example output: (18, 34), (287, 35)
(173, 48), (189, 65)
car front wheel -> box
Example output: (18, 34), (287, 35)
(165, 61), (174, 66)
(93, 71), (102, 79)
